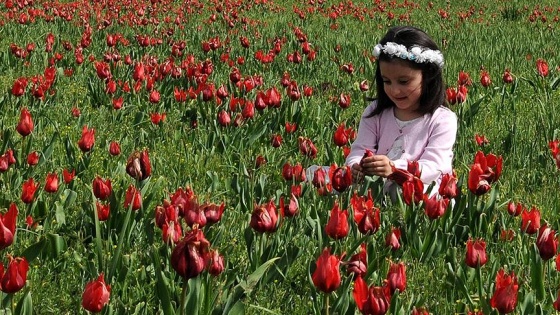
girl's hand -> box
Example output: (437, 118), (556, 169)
(359, 154), (394, 178)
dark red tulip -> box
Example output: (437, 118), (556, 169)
(81, 273), (111, 313)
(536, 224), (557, 261)
(333, 123), (356, 147)
(202, 202), (225, 224)
(402, 178), (424, 206)
(126, 150), (152, 181)
(330, 165), (352, 192)
(96, 202), (110, 221)
(92, 176), (112, 200)
(78, 125), (95, 152)
(480, 70), (491, 87)
(249, 200), (278, 233)
(271, 134), (282, 147)
(490, 269), (518, 314)
(170, 229), (210, 279)
(386, 261), (406, 295)
(465, 238), (488, 268)
(109, 141), (120, 156)
(325, 201), (349, 239)
(0, 204), (18, 250)
(359, 80), (369, 91)
(298, 136), (317, 159)
(345, 243), (367, 278)
(217, 110), (231, 127)
(439, 172), (458, 199)
(338, 93), (351, 109)
(44, 172), (59, 193)
(16, 108), (33, 137)
(312, 248), (342, 293)
(205, 249), (225, 276)
(502, 69), (513, 84)
(21, 178), (38, 204)
(0, 256), (29, 294)
(412, 307), (430, 315)
(266, 86), (281, 107)
(162, 220), (182, 244)
(184, 203), (207, 228)
(423, 194), (449, 220)
(11, 77), (28, 96)
(63, 169), (75, 184)
(554, 290), (560, 311)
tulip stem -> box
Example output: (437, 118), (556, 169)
(180, 279), (189, 315)
(324, 294), (329, 315)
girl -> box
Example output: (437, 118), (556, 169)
(345, 25), (457, 199)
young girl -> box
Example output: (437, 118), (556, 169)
(345, 26), (457, 199)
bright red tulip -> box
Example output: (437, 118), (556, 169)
(502, 69), (513, 84)
(333, 123), (356, 147)
(81, 273), (111, 313)
(480, 70), (491, 87)
(11, 77), (28, 96)
(0, 204), (18, 250)
(536, 224), (557, 260)
(402, 177), (424, 206)
(0, 256), (29, 294)
(124, 185), (142, 211)
(325, 201), (349, 239)
(465, 238), (488, 268)
(554, 290), (560, 311)
(351, 190), (381, 235)
(412, 307), (430, 315)
(490, 269), (518, 314)
(96, 202), (110, 221)
(126, 150), (152, 181)
(457, 71), (472, 86)
(266, 86), (281, 107)
(27, 151), (39, 166)
(330, 165), (353, 192)
(63, 169), (75, 184)
(353, 275), (390, 315)
(446, 87), (457, 105)
(44, 172), (59, 193)
(21, 178), (38, 204)
(536, 58), (549, 77)
(423, 194), (449, 220)
(520, 206), (541, 234)
(467, 151), (502, 196)
(92, 176), (112, 200)
(78, 125), (95, 152)
(279, 194), (299, 217)
(549, 139), (560, 169)
(312, 248), (342, 293)
(170, 229), (210, 279)
(16, 108), (33, 137)
(386, 261), (406, 295)
(108, 141), (120, 156)
(439, 172), (458, 199)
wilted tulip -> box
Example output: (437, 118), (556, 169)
(126, 150), (152, 181)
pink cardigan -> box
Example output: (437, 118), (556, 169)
(345, 101), (458, 186)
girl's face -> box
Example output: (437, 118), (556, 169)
(379, 59), (423, 120)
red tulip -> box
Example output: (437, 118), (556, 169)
(536, 58), (549, 77)
(124, 185), (142, 211)
(385, 227), (401, 251)
(16, 108), (33, 137)
(549, 139), (560, 169)
(170, 229), (210, 279)
(536, 224), (557, 260)
(351, 190), (381, 235)
(298, 136), (317, 159)
(126, 150), (152, 181)
(205, 249), (225, 276)
(359, 80), (369, 91)
(386, 261), (406, 295)
(338, 93), (351, 109)
(325, 201), (349, 239)
(271, 134), (282, 147)
(78, 125), (95, 152)
(109, 141), (120, 156)
(312, 248), (343, 293)
(353, 275), (390, 315)
(44, 172), (59, 193)
(330, 165), (353, 192)
(96, 202), (110, 221)
(250, 199), (278, 233)
(0, 204), (18, 250)
(149, 90), (160, 103)
(162, 220), (182, 244)
(455, 85), (468, 103)
(490, 269), (518, 314)
(201, 202), (225, 224)
(465, 238), (488, 268)
(439, 172), (458, 199)
(553, 290), (560, 311)
(402, 177), (424, 206)
(81, 273), (111, 313)
(217, 110), (231, 127)
(345, 243), (367, 278)
(423, 194), (449, 220)
(467, 151), (502, 196)
(457, 71), (472, 86)
(502, 69), (513, 84)
(27, 151), (39, 166)
(11, 77), (28, 96)
(279, 194), (299, 217)
(446, 87), (457, 105)
(520, 206), (541, 234)
(412, 307), (430, 315)
(63, 169), (75, 184)
(265, 86), (281, 107)
(21, 178), (38, 204)
(480, 71), (491, 87)
(0, 256), (29, 293)
(94, 61), (111, 81)
(333, 123), (356, 147)
(150, 112), (166, 125)
(92, 176), (112, 200)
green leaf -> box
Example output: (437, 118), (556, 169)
(45, 233), (67, 259)
(530, 244), (545, 301)
(55, 201), (66, 225)
(238, 257), (281, 295)
(153, 247), (175, 315)
(15, 290), (33, 315)
(21, 238), (46, 263)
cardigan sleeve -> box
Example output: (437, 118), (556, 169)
(413, 108), (458, 185)
(345, 103), (379, 167)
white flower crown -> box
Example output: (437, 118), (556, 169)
(373, 42), (444, 68)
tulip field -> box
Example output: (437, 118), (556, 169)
(2, 0), (560, 313)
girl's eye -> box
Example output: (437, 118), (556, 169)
(398, 80), (409, 85)
(383, 81), (391, 85)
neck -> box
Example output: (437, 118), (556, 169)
(393, 107), (423, 121)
